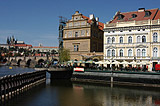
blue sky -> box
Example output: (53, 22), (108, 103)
(0, 0), (160, 46)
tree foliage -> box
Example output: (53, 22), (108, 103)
(59, 48), (70, 63)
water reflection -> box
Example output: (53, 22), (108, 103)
(48, 80), (160, 106)
(72, 83), (160, 106)
(2, 78), (160, 106)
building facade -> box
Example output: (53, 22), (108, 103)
(63, 11), (104, 61)
(104, 8), (160, 71)
(32, 46), (59, 53)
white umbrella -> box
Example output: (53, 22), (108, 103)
(139, 61), (151, 65)
(129, 61), (137, 65)
(95, 61), (103, 64)
(104, 60), (111, 64)
(112, 60), (120, 65)
(120, 60), (129, 65)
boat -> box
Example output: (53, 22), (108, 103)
(47, 67), (73, 79)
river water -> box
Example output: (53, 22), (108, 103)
(1, 66), (160, 106)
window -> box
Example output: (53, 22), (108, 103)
(119, 49), (123, 57)
(119, 37), (123, 43)
(74, 45), (79, 51)
(86, 30), (89, 36)
(68, 23), (72, 27)
(107, 50), (111, 57)
(137, 49), (141, 57)
(68, 31), (72, 37)
(153, 32), (158, 42)
(81, 21), (86, 25)
(74, 22), (79, 26)
(132, 14), (137, 18)
(128, 36), (132, 43)
(153, 47), (158, 57)
(81, 30), (85, 36)
(117, 14), (124, 20)
(75, 32), (78, 37)
(112, 49), (115, 57)
(142, 36), (146, 42)
(145, 11), (151, 17)
(142, 49), (146, 57)
(107, 37), (111, 43)
(137, 36), (141, 43)
(112, 37), (115, 43)
(64, 32), (67, 38)
(128, 49), (132, 56)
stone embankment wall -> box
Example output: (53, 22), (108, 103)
(72, 71), (160, 87)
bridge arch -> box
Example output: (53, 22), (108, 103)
(26, 59), (32, 67)
(3, 58), (8, 62)
(17, 59), (22, 66)
(38, 59), (44, 64)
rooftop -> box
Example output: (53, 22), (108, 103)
(109, 8), (160, 23)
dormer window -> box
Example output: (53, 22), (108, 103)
(117, 14), (124, 20)
(145, 11), (151, 17)
(132, 14), (137, 18)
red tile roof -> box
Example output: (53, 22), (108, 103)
(82, 15), (104, 30)
(110, 8), (160, 23)
(33, 46), (59, 49)
(13, 44), (32, 47)
(155, 10), (160, 20)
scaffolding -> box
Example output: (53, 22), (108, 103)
(59, 16), (68, 49)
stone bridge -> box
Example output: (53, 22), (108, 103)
(5, 56), (59, 67)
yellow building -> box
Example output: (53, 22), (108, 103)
(104, 8), (160, 71)
(63, 11), (104, 61)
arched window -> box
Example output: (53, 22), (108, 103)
(120, 37), (123, 43)
(142, 36), (146, 42)
(128, 36), (132, 43)
(142, 49), (146, 57)
(137, 36), (141, 43)
(153, 47), (158, 57)
(112, 49), (115, 57)
(128, 49), (132, 56)
(107, 37), (111, 43)
(137, 49), (141, 57)
(107, 50), (111, 57)
(119, 49), (123, 57)
(112, 37), (115, 43)
(153, 32), (158, 42)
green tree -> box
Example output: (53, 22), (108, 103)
(59, 48), (70, 63)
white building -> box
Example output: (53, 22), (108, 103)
(104, 8), (160, 71)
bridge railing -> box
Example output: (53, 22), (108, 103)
(0, 70), (46, 102)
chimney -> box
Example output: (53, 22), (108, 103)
(138, 8), (145, 12)
(89, 14), (94, 20)
(96, 17), (99, 25)
(96, 17), (99, 21)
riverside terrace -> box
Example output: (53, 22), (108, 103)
(72, 67), (160, 87)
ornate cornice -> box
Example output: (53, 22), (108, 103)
(104, 25), (160, 32)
